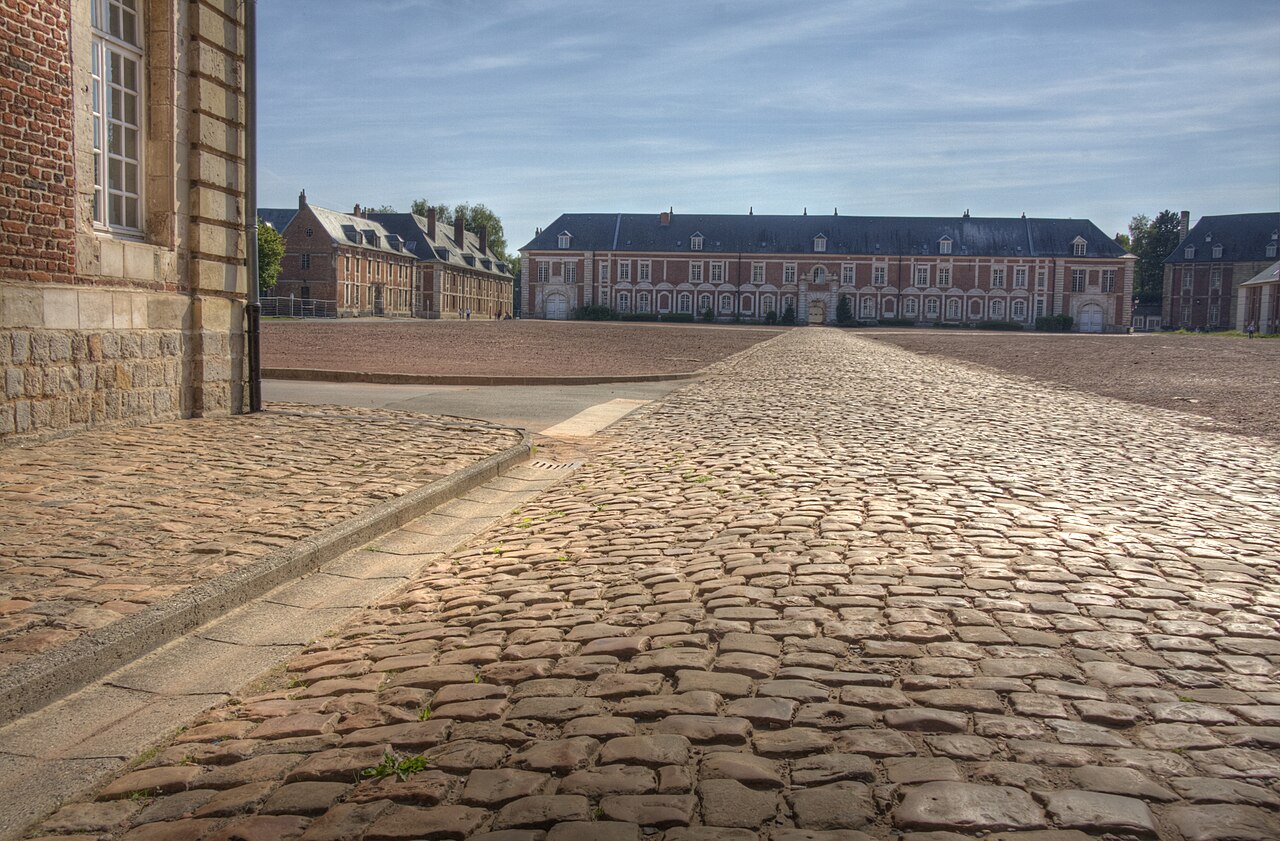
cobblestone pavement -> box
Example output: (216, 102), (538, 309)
(0, 405), (522, 673)
(27, 329), (1280, 840)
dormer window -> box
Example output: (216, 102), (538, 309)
(1267, 241), (1277, 258)
(814, 234), (827, 253)
(1185, 245), (1195, 259)
(557, 231), (572, 249)
(1072, 236), (1087, 257)
(938, 237), (952, 255)
(1212, 243), (1222, 258)
(690, 233), (704, 251)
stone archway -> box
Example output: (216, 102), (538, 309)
(808, 299), (826, 324)
(1078, 302), (1103, 333)
(545, 292), (568, 320)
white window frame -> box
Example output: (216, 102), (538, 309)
(914, 266), (928, 287)
(1036, 269), (1046, 290)
(1181, 268), (1193, 291)
(599, 262), (609, 282)
(565, 263), (577, 284)
(990, 299), (1005, 319)
(1071, 269), (1086, 293)
(301, 253), (311, 270)
(91, 0), (145, 232)
(1073, 238), (1087, 257)
(537, 263), (548, 283)
(813, 235), (827, 253)
(991, 267), (1006, 288)
(1212, 243), (1222, 259)
(1012, 299), (1027, 321)
(945, 297), (960, 320)
(638, 260), (651, 282)
(751, 262), (765, 284)
(690, 234), (703, 251)
(557, 232), (571, 249)
(618, 261), (631, 282)
(1184, 245), (1195, 259)
(1102, 269), (1116, 293)
(1210, 265), (1222, 290)
(925, 297), (939, 318)
(872, 265), (887, 286)
(710, 262), (725, 283)
(938, 238), (952, 255)
(937, 266), (951, 288)
(841, 264), (855, 285)
(690, 261), (703, 283)
(783, 263), (797, 284)
(903, 298), (919, 317)
(1014, 267), (1028, 289)
(1267, 242), (1277, 258)
(861, 297), (874, 318)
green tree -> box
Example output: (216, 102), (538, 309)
(364, 204), (397, 213)
(409, 199), (511, 263)
(1128, 211), (1182, 305)
(257, 218), (284, 294)
(836, 295), (853, 325)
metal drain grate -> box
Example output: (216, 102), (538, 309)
(528, 460), (581, 471)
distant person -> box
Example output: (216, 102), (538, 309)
(466, 308), (471, 320)
(1247, 320), (1257, 339)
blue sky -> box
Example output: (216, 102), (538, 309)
(257, 0), (1280, 252)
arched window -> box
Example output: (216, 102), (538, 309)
(719, 293), (733, 313)
(616, 292), (630, 312)
(678, 292), (692, 313)
(903, 298), (918, 317)
(657, 292), (671, 312)
(637, 291), (651, 312)
(812, 266), (827, 283)
(699, 293), (712, 313)
(1012, 299), (1026, 320)
(945, 298), (960, 320)
(925, 298), (939, 317)
(990, 299), (1005, 319)
(762, 294), (775, 314)
(860, 297), (875, 317)
(741, 294), (754, 314)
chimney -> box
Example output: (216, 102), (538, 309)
(478, 226), (489, 255)
(963, 209), (970, 218)
(427, 207), (437, 240)
(834, 207), (838, 216)
(1115, 232), (1125, 245)
(803, 207), (808, 216)
(659, 211), (670, 226)
(298, 189), (307, 208)
(749, 206), (753, 215)
(454, 214), (465, 247)
(1179, 210), (1190, 240)
(353, 203), (362, 217)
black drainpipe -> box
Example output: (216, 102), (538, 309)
(245, 0), (261, 411)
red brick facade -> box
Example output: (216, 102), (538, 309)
(523, 214), (1134, 331)
(0, 0), (76, 286)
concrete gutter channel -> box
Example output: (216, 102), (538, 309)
(0, 431), (533, 727)
(263, 366), (702, 386)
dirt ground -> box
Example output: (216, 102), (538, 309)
(261, 319), (783, 377)
(863, 329), (1280, 442)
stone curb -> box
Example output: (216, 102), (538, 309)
(262, 367), (702, 386)
(0, 430), (533, 727)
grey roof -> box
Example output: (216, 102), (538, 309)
(521, 213), (1131, 259)
(367, 212), (511, 278)
(1163, 212), (1280, 264)
(1240, 260), (1280, 288)
(296, 205), (415, 257)
(258, 208), (298, 231)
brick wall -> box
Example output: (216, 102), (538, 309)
(1, 0), (249, 446)
(0, 0), (76, 286)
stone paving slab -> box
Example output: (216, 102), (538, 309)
(19, 329), (1280, 840)
(0, 404), (522, 708)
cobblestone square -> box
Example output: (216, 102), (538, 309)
(17, 329), (1280, 840)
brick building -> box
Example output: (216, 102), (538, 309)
(260, 197), (514, 319)
(1, 0), (251, 445)
(266, 194), (417, 317)
(368, 209), (514, 319)
(1238, 261), (1279, 336)
(1161, 211), (1280, 332)
(521, 212), (1134, 331)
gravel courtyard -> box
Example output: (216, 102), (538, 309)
(33, 329), (1280, 840)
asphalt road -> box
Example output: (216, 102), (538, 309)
(263, 378), (690, 434)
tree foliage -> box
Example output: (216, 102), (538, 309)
(1128, 211), (1183, 305)
(257, 218), (285, 294)
(410, 199), (511, 264)
(364, 204), (397, 213)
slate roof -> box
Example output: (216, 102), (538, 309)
(304, 205), (412, 257)
(1239, 260), (1280, 288)
(257, 208), (297, 232)
(1163, 212), (1280, 264)
(522, 213), (1131, 259)
(367, 212), (512, 279)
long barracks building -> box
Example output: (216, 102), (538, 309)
(521, 211), (1135, 331)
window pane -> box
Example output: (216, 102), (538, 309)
(110, 193), (123, 225)
(124, 127), (137, 159)
(124, 161), (137, 192)
(108, 156), (121, 188)
(123, 58), (137, 96)
(124, 196), (138, 229)
(108, 122), (120, 153)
